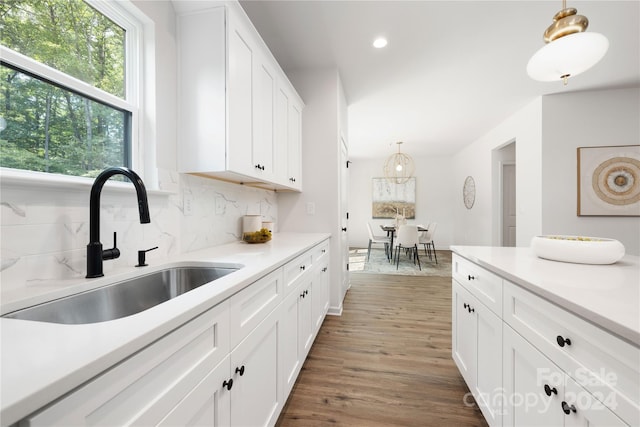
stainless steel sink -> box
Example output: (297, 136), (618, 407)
(3, 265), (241, 324)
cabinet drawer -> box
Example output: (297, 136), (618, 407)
(229, 267), (283, 349)
(504, 283), (640, 425)
(312, 240), (330, 264)
(452, 254), (502, 316)
(283, 252), (312, 294)
(23, 302), (230, 426)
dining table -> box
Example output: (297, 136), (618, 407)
(380, 224), (428, 260)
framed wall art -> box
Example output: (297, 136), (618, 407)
(372, 177), (416, 219)
(577, 145), (640, 216)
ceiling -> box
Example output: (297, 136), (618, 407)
(236, 0), (639, 159)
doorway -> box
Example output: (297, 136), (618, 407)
(493, 141), (516, 246)
(502, 163), (516, 246)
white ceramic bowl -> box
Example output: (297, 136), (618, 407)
(530, 235), (626, 265)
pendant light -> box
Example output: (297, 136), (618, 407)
(384, 141), (414, 184)
(527, 0), (608, 85)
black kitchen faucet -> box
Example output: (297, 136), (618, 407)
(86, 167), (150, 278)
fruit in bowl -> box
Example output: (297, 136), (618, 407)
(243, 228), (272, 244)
(530, 235), (625, 264)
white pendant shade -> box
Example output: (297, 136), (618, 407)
(527, 32), (609, 82)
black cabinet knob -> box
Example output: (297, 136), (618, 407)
(463, 303), (468, 309)
(544, 384), (558, 396)
(223, 378), (233, 390)
(561, 401), (577, 414)
(235, 365), (245, 376)
(300, 265), (305, 271)
(556, 335), (572, 347)
(342, 227), (347, 232)
(468, 305), (474, 313)
(468, 275), (475, 280)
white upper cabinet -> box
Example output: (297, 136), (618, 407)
(177, 4), (303, 191)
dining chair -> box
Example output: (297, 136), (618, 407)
(419, 222), (438, 264)
(394, 224), (421, 270)
(366, 222), (391, 261)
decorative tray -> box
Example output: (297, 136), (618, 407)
(530, 235), (625, 265)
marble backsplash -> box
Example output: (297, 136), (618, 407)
(0, 169), (277, 295)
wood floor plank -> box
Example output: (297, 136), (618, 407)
(276, 271), (489, 427)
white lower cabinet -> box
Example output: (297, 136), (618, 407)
(21, 302), (231, 426)
(452, 253), (638, 427)
(452, 280), (503, 426)
(503, 325), (627, 427)
(229, 307), (282, 427)
(19, 239), (331, 427)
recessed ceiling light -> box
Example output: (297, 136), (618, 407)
(373, 37), (388, 49)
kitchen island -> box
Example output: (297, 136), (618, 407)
(451, 245), (639, 427)
(1, 232), (330, 427)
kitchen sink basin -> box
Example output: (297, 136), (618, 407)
(3, 264), (242, 324)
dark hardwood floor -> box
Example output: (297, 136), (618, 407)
(276, 272), (489, 426)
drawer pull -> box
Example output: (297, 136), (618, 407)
(235, 365), (245, 376)
(468, 305), (475, 313)
(322, 267), (327, 272)
(556, 335), (572, 347)
(463, 303), (474, 313)
(300, 265), (306, 271)
(561, 401), (577, 415)
(544, 384), (558, 396)
(468, 275), (475, 280)
(463, 303), (468, 309)
(223, 378), (233, 391)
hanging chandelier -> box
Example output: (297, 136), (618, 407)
(527, 0), (608, 85)
(384, 141), (414, 184)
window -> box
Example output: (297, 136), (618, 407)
(0, 0), (139, 178)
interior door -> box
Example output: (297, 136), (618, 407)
(502, 163), (516, 247)
(340, 137), (349, 297)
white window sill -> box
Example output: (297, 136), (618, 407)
(0, 168), (175, 197)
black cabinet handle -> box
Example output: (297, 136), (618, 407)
(300, 292), (305, 298)
(322, 267), (327, 272)
(556, 335), (572, 347)
(255, 164), (265, 170)
(235, 365), (245, 376)
(468, 275), (475, 280)
(223, 378), (233, 390)
(342, 227), (347, 232)
(289, 177), (296, 182)
(468, 305), (474, 313)
(561, 401), (577, 414)
(544, 384), (558, 396)
(300, 265), (306, 271)
(463, 303), (468, 309)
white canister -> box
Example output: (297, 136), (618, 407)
(242, 215), (262, 234)
(262, 221), (274, 234)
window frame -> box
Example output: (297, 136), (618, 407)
(0, 0), (146, 184)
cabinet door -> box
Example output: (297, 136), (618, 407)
(563, 376), (628, 427)
(474, 293), (503, 426)
(253, 56), (275, 178)
(274, 85), (290, 185)
(452, 280), (477, 388)
(227, 14), (254, 176)
(298, 279), (314, 358)
(503, 325), (565, 427)
(281, 284), (302, 397)
(157, 357), (231, 427)
(287, 100), (302, 189)
(311, 263), (329, 333)
(230, 308), (282, 427)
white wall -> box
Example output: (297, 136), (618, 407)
(348, 156), (455, 250)
(453, 98), (543, 247)
(541, 87), (640, 255)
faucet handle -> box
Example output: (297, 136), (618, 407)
(136, 246), (159, 267)
(102, 232), (120, 261)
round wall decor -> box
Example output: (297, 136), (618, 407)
(463, 176), (476, 209)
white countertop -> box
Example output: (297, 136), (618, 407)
(0, 232), (330, 427)
(450, 246), (640, 346)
